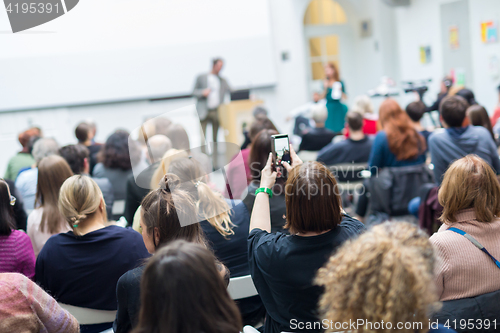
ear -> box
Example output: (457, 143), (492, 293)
(439, 115), (448, 128)
(100, 197), (105, 211)
(153, 227), (160, 245)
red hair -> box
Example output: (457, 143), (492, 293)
(379, 99), (426, 161)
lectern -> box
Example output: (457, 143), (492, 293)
(218, 100), (263, 160)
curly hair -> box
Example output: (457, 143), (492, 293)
(316, 222), (440, 333)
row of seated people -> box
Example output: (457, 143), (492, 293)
(1, 148), (500, 332)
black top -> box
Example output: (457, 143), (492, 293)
(248, 215), (365, 333)
(124, 163), (157, 226)
(299, 127), (337, 152)
(243, 183), (287, 233)
(88, 143), (102, 176)
(316, 136), (373, 166)
(200, 200), (250, 278)
(114, 265), (144, 333)
(35, 225), (150, 310)
(5, 179), (27, 231)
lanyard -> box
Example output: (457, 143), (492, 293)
(448, 227), (500, 269)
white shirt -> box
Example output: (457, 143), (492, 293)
(331, 81), (343, 100)
(207, 74), (221, 109)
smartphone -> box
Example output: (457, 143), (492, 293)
(271, 134), (291, 172)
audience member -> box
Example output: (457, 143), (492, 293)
(241, 106), (272, 149)
(114, 174), (206, 333)
(406, 100), (432, 142)
(0, 273), (79, 333)
(490, 84), (500, 126)
(168, 157), (265, 325)
(165, 123), (212, 173)
(455, 88), (477, 106)
(467, 104), (495, 141)
(317, 111), (373, 165)
(131, 241), (242, 333)
(59, 144), (115, 218)
(27, 155), (73, 256)
(369, 99), (427, 169)
(149, 149), (189, 190)
(15, 138), (59, 213)
(94, 130), (142, 219)
(316, 222), (455, 333)
(0, 180), (35, 279)
(429, 96), (500, 184)
(248, 150), (365, 333)
(75, 122), (101, 175)
(123, 135), (171, 224)
(4, 179), (28, 231)
(3, 128), (39, 181)
(152, 117), (172, 137)
(225, 116), (278, 199)
(36, 175), (149, 333)
(298, 104), (336, 152)
(243, 129), (288, 233)
(344, 95), (378, 137)
(431, 155), (500, 301)
(424, 76), (453, 113)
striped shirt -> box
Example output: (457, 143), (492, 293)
(0, 272), (79, 333)
(0, 230), (35, 279)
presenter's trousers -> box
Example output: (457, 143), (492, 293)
(201, 108), (220, 166)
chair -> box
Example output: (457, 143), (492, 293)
(227, 275), (258, 300)
(58, 303), (117, 325)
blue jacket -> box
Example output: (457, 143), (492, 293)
(429, 126), (500, 184)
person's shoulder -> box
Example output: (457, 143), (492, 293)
(11, 229), (31, 243)
(92, 176), (112, 188)
(15, 168), (36, 183)
(248, 228), (286, 245)
(119, 266), (145, 286)
(470, 125), (492, 138)
(339, 214), (366, 234)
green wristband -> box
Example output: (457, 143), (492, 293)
(255, 187), (273, 198)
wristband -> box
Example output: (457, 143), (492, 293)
(255, 187), (273, 198)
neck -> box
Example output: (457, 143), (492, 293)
(75, 215), (106, 235)
(349, 130), (365, 141)
(211, 70), (218, 75)
(315, 123), (325, 128)
(83, 139), (92, 146)
(413, 121), (424, 131)
(296, 229), (331, 237)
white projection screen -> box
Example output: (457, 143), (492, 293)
(0, 0), (277, 111)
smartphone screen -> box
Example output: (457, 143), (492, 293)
(272, 134), (290, 170)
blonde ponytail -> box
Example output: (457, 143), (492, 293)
(196, 182), (235, 237)
(58, 175), (105, 235)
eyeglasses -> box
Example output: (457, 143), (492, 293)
(10, 195), (16, 206)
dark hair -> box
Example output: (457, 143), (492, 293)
(132, 240), (242, 333)
(59, 144), (90, 174)
(27, 136), (41, 155)
(212, 57), (224, 67)
(249, 129), (278, 182)
(36, 155), (74, 233)
(467, 105), (494, 140)
(440, 95), (469, 127)
(141, 174), (205, 250)
(0, 180), (15, 236)
(248, 117), (278, 143)
(75, 122), (91, 143)
(98, 130), (136, 170)
(284, 162), (342, 234)
(456, 89), (477, 106)
(165, 124), (190, 151)
(405, 101), (426, 122)
(346, 112), (363, 131)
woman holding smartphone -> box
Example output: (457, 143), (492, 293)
(248, 147), (365, 333)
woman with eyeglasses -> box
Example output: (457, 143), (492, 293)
(0, 179), (35, 279)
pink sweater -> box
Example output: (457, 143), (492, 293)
(430, 208), (500, 301)
(0, 230), (36, 279)
(0, 272), (79, 333)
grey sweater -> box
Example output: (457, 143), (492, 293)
(429, 126), (500, 184)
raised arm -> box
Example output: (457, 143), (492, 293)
(249, 153), (276, 233)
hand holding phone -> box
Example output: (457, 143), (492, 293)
(271, 134), (291, 176)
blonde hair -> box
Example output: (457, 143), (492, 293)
(352, 95), (374, 115)
(58, 175), (106, 235)
(150, 149), (189, 189)
(316, 222), (440, 333)
(439, 155), (500, 224)
(168, 157), (235, 237)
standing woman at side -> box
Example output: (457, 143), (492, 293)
(323, 62), (348, 133)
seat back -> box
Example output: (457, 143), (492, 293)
(58, 303), (117, 325)
(227, 275), (258, 300)
(369, 164), (433, 216)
